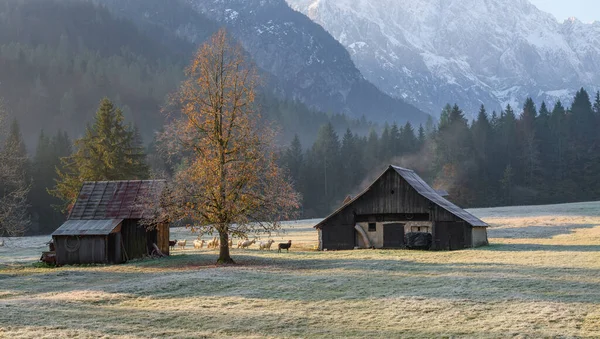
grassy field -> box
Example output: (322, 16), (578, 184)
(1, 202), (600, 338)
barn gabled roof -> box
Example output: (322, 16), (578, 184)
(315, 165), (488, 229)
(68, 180), (166, 220)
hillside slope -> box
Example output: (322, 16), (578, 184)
(96, 0), (429, 123)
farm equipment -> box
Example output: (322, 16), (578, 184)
(40, 240), (57, 265)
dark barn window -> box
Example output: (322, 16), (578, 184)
(368, 223), (376, 232)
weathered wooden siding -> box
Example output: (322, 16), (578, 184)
(319, 167), (484, 251)
(320, 212), (355, 250)
(121, 220), (149, 260)
(54, 235), (107, 265)
(107, 233), (123, 264)
(351, 169), (432, 215)
(432, 221), (468, 250)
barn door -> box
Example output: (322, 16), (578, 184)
(383, 223), (405, 248)
(434, 222), (466, 250)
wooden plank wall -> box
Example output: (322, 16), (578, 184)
(121, 220), (149, 260)
(320, 168), (467, 250)
(54, 235), (107, 265)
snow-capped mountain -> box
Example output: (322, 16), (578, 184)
(94, 0), (428, 124)
(183, 0), (427, 123)
(287, 0), (600, 115)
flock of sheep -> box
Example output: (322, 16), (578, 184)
(170, 238), (292, 253)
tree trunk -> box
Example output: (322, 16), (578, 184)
(217, 230), (234, 264)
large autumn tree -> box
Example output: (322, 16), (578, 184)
(51, 98), (149, 211)
(159, 29), (300, 264)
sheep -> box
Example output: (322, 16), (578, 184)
(259, 239), (275, 250)
(207, 237), (219, 249)
(169, 240), (177, 250)
(177, 239), (187, 249)
(278, 240), (292, 253)
(239, 239), (256, 249)
(193, 239), (205, 249)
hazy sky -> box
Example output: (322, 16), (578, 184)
(529, 0), (599, 23)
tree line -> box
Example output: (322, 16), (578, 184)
(0, 96), (149, 236)
(281, 89), (600, 218)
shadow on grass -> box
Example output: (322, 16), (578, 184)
(6, 252), (600, 305)
(488, 224), (597, 239)
(483, 242), (600, 252)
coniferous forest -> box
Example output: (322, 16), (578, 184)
(282, 90), (600, 218)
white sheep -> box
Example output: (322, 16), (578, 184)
(177, 239), (187, 249)
(207, 237), (219, 249)
(259, 239), (275, 250)
(239, 239), (256, 249)
(193, 239), (205, 249)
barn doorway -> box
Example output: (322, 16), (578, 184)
(383, 223), (405, 248)
(434, 221), (466, 250)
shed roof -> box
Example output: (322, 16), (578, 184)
(315, 165), (488, 228)
(52, 219), (123, 236)
(391, 166), (487, 227)
(68, 180), (166, 220)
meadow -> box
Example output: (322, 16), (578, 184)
(1, 202), (600, 338)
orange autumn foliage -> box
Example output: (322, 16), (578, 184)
(159, 29), (300, 263)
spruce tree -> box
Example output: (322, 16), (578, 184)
(594, 91), (600, 116)
(340, 128), (363, 192)
(401, 121), (418, 154)
(310, 123), (341, 215)
(471, 105), (493, 205)
(379, 123), (392, 161)
(51, 98), (149, 211)
(535, 102), (553, 201)
(390, 123), (402, 155)
(282, 134), (304, 192)
(0, 115), (31, 237)
(417, 124), (426, 149)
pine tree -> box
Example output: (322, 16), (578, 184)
(516, 98), (541, 203)
(340, 128), (363, 192)
(594, 91), (600, 116)
(500, 104), (518, 168)
(401, 121), (418, 154)
(417, 124), (426, 149)
(570, 88), (595, 145)
(51, 98), (149, 211)
(0, 111), (31, 237)
(471, 105), (493, 205)
(389, 123), (402, 155)
(535, 102), (553, 201)
(311, 123), (342, 215)
(364, 128), (379, 168)
(282, 134), (304, 192)
(521, 98), (537, 132)
(438, 104), (452, 130)
(379, 123), (391, 161)
(500, 164), (514, 205)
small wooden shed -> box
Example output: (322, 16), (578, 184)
(52, 180), (169, 265)
(315, 165), (488, 251)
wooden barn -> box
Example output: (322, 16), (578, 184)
(315, 166), (488, 251)
(52, 180), (169, 265)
